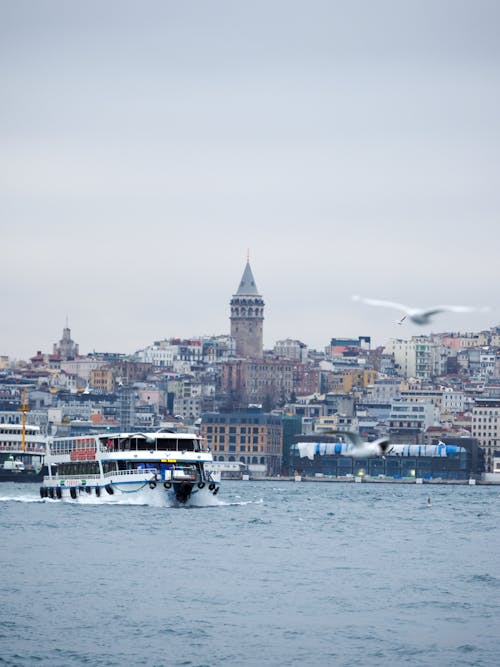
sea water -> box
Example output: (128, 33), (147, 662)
(1, 481), (499, 667)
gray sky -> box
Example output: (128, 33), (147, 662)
(2, 0), (499, 360)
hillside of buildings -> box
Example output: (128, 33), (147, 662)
(2, 321), (500, 480)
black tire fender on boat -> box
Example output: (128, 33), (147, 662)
(39, 487), (45, 499)
(149, 481), (157, 489)
(95, 486), (101, 497)
(70, 487), (77, 500)
(197, 482), (205, 489)
(56, 487), (62, 499)
(213, 486), (219, 495)
(105, 485), (114, 495)
(164, 482), (172, 489)
(48, 488), (54, 499)
(208, 483), (215, 491)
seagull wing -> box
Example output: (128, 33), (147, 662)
(353, 296), (412, 314)
(431, 305), (477, 314)
(419, 308), (446, 318)
(323, 430), (362, 446)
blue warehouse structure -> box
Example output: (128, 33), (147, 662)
(289, 436), (483, 480)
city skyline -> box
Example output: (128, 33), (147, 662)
(4, 272), (498, 363)
(2, 1), (499, 359)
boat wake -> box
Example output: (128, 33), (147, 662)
(214, 497), (264, 507)
(0, 494), (45, 503)
(0, 488), (264, 508)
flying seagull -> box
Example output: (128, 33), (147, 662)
(325, 430), (392, 458)
(351, 295), (488, 325)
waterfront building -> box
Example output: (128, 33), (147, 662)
(471, 397), (500, 473)
(280, 414), (303, 475)
(289, 435), (479, 480)
(230, 260), (264, 359)
(200, 407), (282, 475)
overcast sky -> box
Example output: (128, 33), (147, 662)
(1, 0), (499, 360)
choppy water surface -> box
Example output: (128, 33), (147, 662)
(1, 481), (499, 667)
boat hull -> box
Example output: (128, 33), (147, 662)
(0, 470), (44, 483)
(40, 479), (221, 506)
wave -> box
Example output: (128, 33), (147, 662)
(0, 489), (264, 509)
(0, 495), (45, 503)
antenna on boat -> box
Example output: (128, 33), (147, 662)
(18, 388), (30, 452)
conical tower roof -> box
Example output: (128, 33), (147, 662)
(235, 261), (260, 296)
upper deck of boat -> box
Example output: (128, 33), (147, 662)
(47, 431), (209, 457)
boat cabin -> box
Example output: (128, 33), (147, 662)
(99, 433), (204, 453)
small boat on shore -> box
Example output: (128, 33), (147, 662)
(40, 430), (221, 505)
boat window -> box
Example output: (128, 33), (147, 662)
(136, 439), (157, 451)
(58, 461), (99, 476)
(171, 463), (198, 481)
(156, 438), (200, 452)
(176, 439), (198, 451)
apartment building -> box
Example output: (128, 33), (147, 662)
(471, 397), (500, 473)
(200, 407), (282, 475)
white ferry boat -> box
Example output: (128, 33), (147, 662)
(0, 423), (46, 482)
(40, 430), (221, 505)
(0, 390), (46, 482)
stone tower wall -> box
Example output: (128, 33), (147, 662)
(230, 295), (264, 359)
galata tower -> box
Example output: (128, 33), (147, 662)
(230, 260), (264, 358)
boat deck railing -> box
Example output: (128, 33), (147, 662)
(97, 446), (209, 455)
(45, 469), (160, 482)
(45, 467), (217, 483)
(0, 444), (46, 453)
(104, 468), (159, 478)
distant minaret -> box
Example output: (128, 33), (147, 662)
(230, 258), (264, 358)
